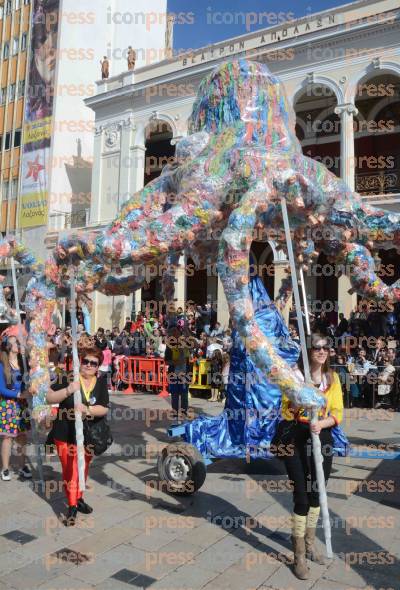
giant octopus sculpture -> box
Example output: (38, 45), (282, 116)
(1, 59), (400, 418)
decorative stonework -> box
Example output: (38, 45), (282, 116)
(306, 72), (315, 85)
(293, 73), (345, 106)
(95, 116), (135, 140)
(121, 117), (136, 130)
(372, 57), (381, 69)
(356, 172), (398, 195)
(334, 103), (359, 117)
(130, 144), (146, 153)
(105, 125), (120, 149)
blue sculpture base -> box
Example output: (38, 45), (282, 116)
(173, 276), (349, 461)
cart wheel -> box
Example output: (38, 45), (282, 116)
(157, 442), (206, 494)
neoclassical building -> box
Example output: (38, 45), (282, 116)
(73, 0), (400, 330)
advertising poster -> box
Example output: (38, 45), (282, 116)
(19, 0), (60, 228)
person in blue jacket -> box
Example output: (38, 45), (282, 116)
(0, 336), (31, 481)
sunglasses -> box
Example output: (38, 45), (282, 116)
(312, 345), (329, 352)
(82, 358), (99, 368)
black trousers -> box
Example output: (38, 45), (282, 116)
(283, 422), (334, 516)
(170, 385), (189, 413)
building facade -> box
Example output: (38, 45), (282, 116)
(56, 0), (400, 330)
(0, 0), (31, 234)
(17, 0), (168, 264)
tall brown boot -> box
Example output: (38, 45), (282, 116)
(305, 527), (326, 564)
(291, 536), (310, 579)
(305, 506), (325, 564)
(291, 514), (309, 580)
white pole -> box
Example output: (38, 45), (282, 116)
(62, 298), (66, 329)
(299, 267), (311, 337)
(183, 251), (187, 324)
(69, 270), (86, 492)
(280, 197), (333, 559)
(10, 258), (44, 485)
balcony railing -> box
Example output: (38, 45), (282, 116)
(356, 171), (400, 196)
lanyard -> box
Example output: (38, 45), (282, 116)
(79, 376), (96, 403)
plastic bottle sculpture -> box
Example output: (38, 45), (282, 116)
(1, 59), (400, 419)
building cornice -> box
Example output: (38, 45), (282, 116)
(128, 96), (196, 122)
(132, 0), (397, 79)
(85, 12), (400, 113)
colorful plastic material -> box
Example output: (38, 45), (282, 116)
(1, 59), (400, 419)
(181, 276), (349, 460)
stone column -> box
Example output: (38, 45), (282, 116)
(90, 125), (106, 333)
(91, 292), (114, 332)
(123, 295), (133, 324)
(175, 254), (186, 310)
(334, 103), (359, 192)
(217, 276), (229, 329)
(130, 143), (146, 314)
(90, 128), (103, 224)
(134, 290), (142, 316)
(207, 270), (218, 328)
(118, 117), (135, 207)
(338, 274), (357, 319)
(130, 144), (146, 193)
(274, 259), (291, 325)
(334, 104), (359, 317)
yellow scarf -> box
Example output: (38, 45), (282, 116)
(79, 376), (96, 403)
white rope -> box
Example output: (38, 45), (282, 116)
(69, 270), (85, 492)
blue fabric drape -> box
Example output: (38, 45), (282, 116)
(181, 276), (349, 459)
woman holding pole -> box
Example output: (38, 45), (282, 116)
(279, 334), (343, 579)
(47, 347), (109, 526)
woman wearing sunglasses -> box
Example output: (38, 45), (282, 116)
(47, 347), (109, 526)
(280, 334), (343, 579)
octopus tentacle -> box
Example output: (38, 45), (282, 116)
(341, 243), (400, 302)
(217, 184), (324, 409)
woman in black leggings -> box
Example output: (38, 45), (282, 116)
(281, 334), (344, 579)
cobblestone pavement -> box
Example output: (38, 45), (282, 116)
(0, 391), (399, 590)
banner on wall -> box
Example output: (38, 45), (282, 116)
(19, 0), (60, 229)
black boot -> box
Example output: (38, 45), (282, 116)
(64, 506), (78, 526)
(77, 498), (93, 514)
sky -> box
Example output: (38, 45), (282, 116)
(168, 0), (352, 50)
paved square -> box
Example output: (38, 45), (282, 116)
(0, 392), (398, 590)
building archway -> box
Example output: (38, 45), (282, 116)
(346, 62), (400, 104)
(250, 241), (274, 299)
(294, 83), (341, 178)
(141, 119), (175, 306)
(293, 75), (344, 108)
(144, 119), (175, 185)
(354, 73), (400, 196)
(314, 252), (338, 325)
(186, 257), (207, 306)
(294, 83), (340, 317)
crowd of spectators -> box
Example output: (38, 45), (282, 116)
(46, 303), (233, 401)
(44, 298), (400, 411)
(289, 305), (400, 412)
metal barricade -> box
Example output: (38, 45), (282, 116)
(116, 356), (169, 397)
(190, 359), (211, 392)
